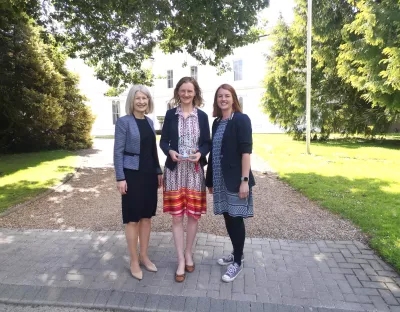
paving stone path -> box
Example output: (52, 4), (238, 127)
(1, 139), (399, 311)
(0, 229), (399, 312)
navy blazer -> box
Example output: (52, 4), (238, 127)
(160, 107), (211, 171)
(114, 115), (162, 181)
(205, 112), (255, 192)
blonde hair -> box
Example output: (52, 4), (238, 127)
(125, 85), (154, 115)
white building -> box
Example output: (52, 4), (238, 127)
(151, 36), (282, 133)
(68, 36), (283, 136)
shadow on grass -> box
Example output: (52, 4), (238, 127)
(281, 171), (400, 272)
(0, 148), (101, 177)
(313, 137), (400, 151)
(0, 179), (58, 214)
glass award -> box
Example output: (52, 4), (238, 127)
(178, 134), (197, 160)
(180, 151), (189, 159)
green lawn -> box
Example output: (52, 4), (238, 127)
(0, 150), (79, 214)
(253, 134), (400, 272)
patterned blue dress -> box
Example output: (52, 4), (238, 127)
(212, 119), (254, 218)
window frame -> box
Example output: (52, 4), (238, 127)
(233, 60), (243, 81)
(190, 66), (198, 80)
(167, 70), (174, 88)
(112, 100), (120, 125)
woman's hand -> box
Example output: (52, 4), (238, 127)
(117, 180), (127, 195)
(158, 175), (163, 188)
(208, 187), (213, 194)
(188, 152), (201, 163)
(239, 181), (249, 199)
(169, 150), (181, 162)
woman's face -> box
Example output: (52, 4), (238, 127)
(217, 88), (233, 112)
(133, 91), (149, 114)
(178, 82), (196, 106)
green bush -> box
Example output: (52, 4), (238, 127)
(0, 2), (94, 152)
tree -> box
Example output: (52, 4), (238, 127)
(41, 0), (270, 89)
(47, 38), (95, 150)
(261, 0), (393, 138)
(262, 18), (307, 137)
(0, 1), (93, 152)
(337, 0), (400, 115)
(1, 4), (64, 151)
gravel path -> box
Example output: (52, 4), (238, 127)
(0, 142), (367, 243)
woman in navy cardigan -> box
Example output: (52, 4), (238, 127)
(160, 77), (210, 282)
(206, 83), (255, 283)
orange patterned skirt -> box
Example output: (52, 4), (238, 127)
(163, 161), (207, 219)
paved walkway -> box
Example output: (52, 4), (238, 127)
(0, 229), (399, 311)
(1, 139), (399, 311)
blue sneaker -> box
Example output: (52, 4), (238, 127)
(222, 263), (242, 282)
(217, 253), (244, 266)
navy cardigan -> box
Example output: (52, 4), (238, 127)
(159, 107), (211, 171)
(205, 112), (255, 193)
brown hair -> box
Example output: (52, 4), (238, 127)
(212, 84), (243, 118)
(168, 77), (204, 108)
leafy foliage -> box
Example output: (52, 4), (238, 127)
(43, 0), (269, 88)
(104, 87), (126, 97)
(262, 0), (397, 139)
(337, 0), (400, 112)
(0, 1), (93, 152)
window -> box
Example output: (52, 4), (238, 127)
(233, 60), (243, 81)
(239, 97), (244, 111)
(112, 100), (120, 125)
(167, 70), (173, 88)
(190, 66), (198, 80)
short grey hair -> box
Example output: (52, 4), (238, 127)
(125, 85), (154, 115)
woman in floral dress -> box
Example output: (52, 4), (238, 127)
(160, 77), (211, 282)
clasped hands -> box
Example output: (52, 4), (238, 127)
(169, 150), (201, 163)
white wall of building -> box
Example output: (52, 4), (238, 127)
(148, 36), (282, 133)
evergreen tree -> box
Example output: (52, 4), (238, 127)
(262, 0), (393, 138)
(337, 0), (400, 116)
(0, 1), (93, 152)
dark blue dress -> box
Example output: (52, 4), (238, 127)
(122, 117), (158, 223)
(212, 119), (253, 218)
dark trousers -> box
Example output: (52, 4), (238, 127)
(223, 212), (245, 266)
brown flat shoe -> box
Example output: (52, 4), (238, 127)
(175, 273), (186, 283)
(185, 263), (195, 273)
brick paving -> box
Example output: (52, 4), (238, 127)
(0, 229), (399, 311)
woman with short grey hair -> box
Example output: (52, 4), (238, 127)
(124, 85), (155, 116)
(114, 85), (163, 280)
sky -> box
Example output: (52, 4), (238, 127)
(262, 0), (296, 28)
